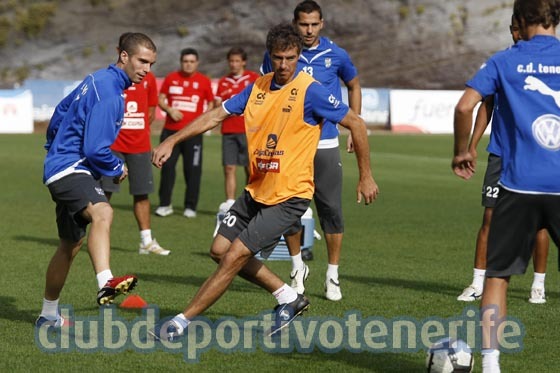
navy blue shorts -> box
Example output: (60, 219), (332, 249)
(217, 190), (310, 258)
(100, 151), (153, 195)
(481, 153), (501, 208)
(48, 173), (108, 242)
(313, 147), (344, 234)
(222, 133), (248, 167)
(487, 189), (560, 277)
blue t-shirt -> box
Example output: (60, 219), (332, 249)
(261, 36), (357, 141)
(467, 35), (560, 194)
(223, 72), (349, 128)
(44, 64), (130, 184)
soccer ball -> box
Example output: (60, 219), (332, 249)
(426, 338), (474, 373)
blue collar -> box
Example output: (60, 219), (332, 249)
(108, 64), (132, 90)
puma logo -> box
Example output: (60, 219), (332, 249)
(524, 76), (560, 108)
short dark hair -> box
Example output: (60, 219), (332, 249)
(227, 47), (247, 61)
(117, 32), (157, 55)
(181, 48), (199, 60)
(117, 32), (132, 51)
(294, 0), (323, 21)
(266, 23), (303, 55)
(514, 0), (560, 29)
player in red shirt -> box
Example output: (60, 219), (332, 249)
(215, 47), (259, 213)
(101, 33), (170, 256)
(155, 48), (215, 218)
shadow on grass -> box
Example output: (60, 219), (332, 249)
(110, 202), (216, 218)
(339, 273), (466, 300)
(134, 272), (262, 295)
(342, 273), (560, 303)
(190, 251), (212, 258)
(275, 350), (424, 372)
(13, 234), (134, 253)
(0, 296), (38, 323)
(14, 234), (59, 247)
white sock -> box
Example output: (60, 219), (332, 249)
(290, 252), (305, 273)
(140, 229), (153, 246)
(326, 264), (339, 282)
(172, 313), (190, 332)
(96, 269), (113, 289)
(40, 298), (59, 319)
(532, 272), (546, 289)
(473, 268), (486, 290)
(272, 284), (298, 304)
(482, 349), (500, 372)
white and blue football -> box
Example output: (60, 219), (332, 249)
(426, 337), (474, 373)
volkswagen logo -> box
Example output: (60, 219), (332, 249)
(532, 114), (560, 151)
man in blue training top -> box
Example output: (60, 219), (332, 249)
(37, 33), (157, 330)
(452, 1), (560, 371)
(261, 0), (363, 301)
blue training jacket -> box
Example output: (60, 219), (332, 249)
(43, 64), (131, 184)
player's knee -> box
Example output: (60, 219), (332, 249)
(89, 202), (113, 225)
(210, 236), (230, 263)
(133, 194), (149, 203)
(220, 242), (252, 270)
(59, 238), (84, 258)
(224, 165), (236, 175)
(319, 214), (344, 234)
(209, 246), (224, 263)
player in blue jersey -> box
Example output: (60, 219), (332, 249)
(457, 14), (550, 304)
(452, 1), (560, 371)
(261, 0), (363, 301)
(36, 33), (157, 330)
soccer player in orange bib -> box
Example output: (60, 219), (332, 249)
(150, 23), (378, 340)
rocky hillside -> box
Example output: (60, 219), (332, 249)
(1, 0), (518, 89)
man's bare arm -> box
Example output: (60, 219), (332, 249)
(345, 76), (363, 153)
(452, 87), (483, 179)
(469, 96), (494, 152)
(338, 109), (379, 204)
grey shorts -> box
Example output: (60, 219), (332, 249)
(486, 189), (560, 277)
(48, 173), (108, 242)
(100, 151), (154, 195)
(313, 147), (344, 234)
(222, 133), (248, 167)
(481, 153), (501, 208)
(217, 190), (310, 258)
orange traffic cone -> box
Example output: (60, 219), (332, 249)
(120, 294), (148, 309)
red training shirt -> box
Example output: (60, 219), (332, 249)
(159, 71), (215, 131)
(111, 72), (158, 153)
(216, 70), (259, 134)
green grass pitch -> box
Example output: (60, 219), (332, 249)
(0, 133), (557, 372)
